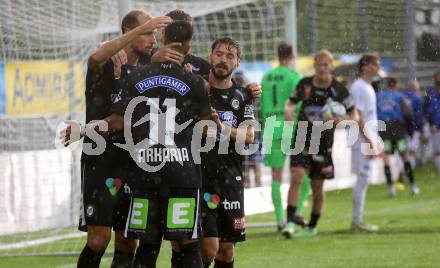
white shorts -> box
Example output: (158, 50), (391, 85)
(431, 131), (440, 154)
(408, 131), (420, 152)
(351, 147), (374, 176)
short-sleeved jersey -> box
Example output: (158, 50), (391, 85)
(289, 76), (354, 155)
(83, 60), (136, 162)
(139, 49), (211, 76)
(111, 62), (211, 188)
(425, 88), (440, 129)
(203, 84), (255, 188)
(403, 90), (424, 131)
(350, 78), (378, 147)
(377, 89), (413, 139)
(377, 90), (405, 123)
(261, 66), (302, 140)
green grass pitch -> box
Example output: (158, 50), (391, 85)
(1, 164), (439, 267)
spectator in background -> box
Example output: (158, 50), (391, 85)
(404, 80), (425, 168)
(425, 71), (440, 174)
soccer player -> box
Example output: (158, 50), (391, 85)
(61, 11), (170, 268)
(100, 20), (210, 267)
(377, 77), (420, 197)
(404, 80), (425, 168)
(111, 9), (262, 98)
(425, 71), (440, 174)
(350, 53), (381, 233)
(200, 37), (255, 268)
(260, 42), (309, 230)
(283, 50), (355, 238)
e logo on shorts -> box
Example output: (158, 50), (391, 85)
(129, 198), (148, 230)
(167, 198), (195, 229)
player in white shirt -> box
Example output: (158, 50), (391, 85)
(350, 54), (381, 233)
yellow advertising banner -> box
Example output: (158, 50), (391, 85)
(5, 61), (84, 116)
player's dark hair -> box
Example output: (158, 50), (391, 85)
(386, 77), (399, 88)
(165, 9), (192, 23)
(121, 10), (149, 33)
(164, 20), (194, 43)
(358, 53), (379, 74)
(211, 37), (241, 59)
(277, 42), (293, 60)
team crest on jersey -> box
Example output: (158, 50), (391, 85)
(231, 98), (240, 110)
(217, 111), (238, 127)
(135, 75), (190, 95)
(86, 205), (94, 217)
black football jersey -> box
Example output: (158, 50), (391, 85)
(289, 76), (354, 155)
(111, 62), (211, 188)
(203, 83), (255, 188)
(139, 48), (211, 76)
(83, 61), (136, 162)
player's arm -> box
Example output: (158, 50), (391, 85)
(60, 80), (131, 146)
(211, 108), (255, 144)
(338, 87), (357, 123)
(61, 114), (124, 147)
(150, 42), (185, 64)
(285, 81), (303, 121)
(88, 16), (171, 72)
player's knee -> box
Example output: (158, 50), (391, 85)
(291, 172), (303, 186)
(115, 235), (137, 253)
(87, 232), (111, 252)
(201, 242), (218, 263)
(217, 244), (234, 262)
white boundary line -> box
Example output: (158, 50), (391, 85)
(0, 232), (85, 251)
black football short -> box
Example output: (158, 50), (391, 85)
(125, 187), (202, 242)
(290, 153), (334, 180)
(383, 138), (409, 154)
(79, 156), (132, 232)
(201, 187), (246, 243)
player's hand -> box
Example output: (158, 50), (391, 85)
(245, 82), (261, 99)
(184, 63), (193, 73)
(60, 120), (82, 147)
(431, 125), (437, 134)
(111, 50), (128, 78)
(139, 16), (172, 34)
(364, 136), (379, 159)
(320, 166), (333, 176)
(211, 107), (225, 132)
(151, 42), (184, 64)
(284, 101), (294, 121)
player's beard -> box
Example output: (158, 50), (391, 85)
(212, 64), (233, 80)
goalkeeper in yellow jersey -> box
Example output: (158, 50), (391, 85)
(260, 42), (310, 231)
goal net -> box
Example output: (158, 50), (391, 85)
(0, 0), (292, 256)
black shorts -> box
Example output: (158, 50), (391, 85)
(383, 138), (409, 154)
(79, 158), (132, 232)
(125, 187), (201, 242)
(290, 153), (334, 179)
(201, 187), (246, 243)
